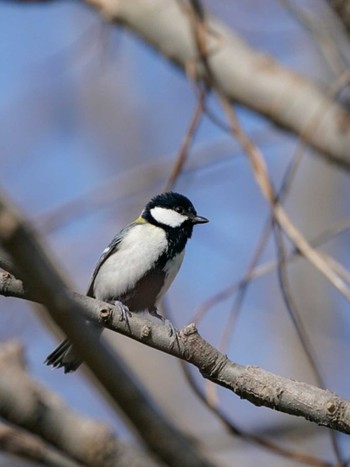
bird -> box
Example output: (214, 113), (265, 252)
(45, 192), (208, 373)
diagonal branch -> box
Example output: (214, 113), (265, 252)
(164, 85), (206, 191)
(327, 0), (350, 37)
(0, 423), (80, 467)
(1, 270), (350, 435)
(0, 341), (159, 467)
(218, 95), (350, 303)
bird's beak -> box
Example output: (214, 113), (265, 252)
(191, 215), (209, 224)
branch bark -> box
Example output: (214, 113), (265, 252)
(0, 423), (80, 467)
(83, 0), (350, 170)
(0, 423), (81, 467)
(328, 0), (350, 36)
(1, 269), (350, 436)
(0, 341), (159, 467)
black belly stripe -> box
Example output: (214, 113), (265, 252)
(116, 268), (166, 313)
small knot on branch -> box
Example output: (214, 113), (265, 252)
(0, 272), (12, 296)
(181, 323), (198, 336)
(99, 307), (113, 324)
(325, 398), (346, 422)
(141, 325), (152, 338)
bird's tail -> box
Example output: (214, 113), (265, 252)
(45, 338), (82, 373)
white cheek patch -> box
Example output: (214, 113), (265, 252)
(150, 207), (188, 227)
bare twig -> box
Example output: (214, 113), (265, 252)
(81, 0), (350, 169)
(217, 69), (350, 319)
(190, 70), (350, 324)
(194, 215), (350, 323)
(164, 86), (206, 191)
(273, 223), (343, 464)
(280, 0), (348, 75)
(219, 96), (350, 303)
(36, 133), (273, 234)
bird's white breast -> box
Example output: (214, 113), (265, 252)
(161, 249), (185, 298)
(93, 224), (168, 301)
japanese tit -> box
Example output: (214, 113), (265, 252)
(45, 192), (208, 372)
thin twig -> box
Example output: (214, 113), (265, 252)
(36, 133), (272, 234)
(192, 66), (350, 320)
(219, 95), (350, 303)
(164, 86), (206, 191)
(185, 0), (350, 304)
(273, 223), (344, 464)
(280, 0), (348, 75)
(193, 216), (350, 323)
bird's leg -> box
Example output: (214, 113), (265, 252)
(165, 319), (177, 339)
(113, 301), (131, 323)
(150, 308), (177, 339)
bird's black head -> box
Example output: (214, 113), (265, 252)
(142, 192), (208, 239)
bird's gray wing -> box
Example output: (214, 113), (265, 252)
(86, 222), (136, 297)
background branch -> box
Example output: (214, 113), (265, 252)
(0, 341), (158, 467)
(82, 0), (350, 169)
(328, 0), (350, 37)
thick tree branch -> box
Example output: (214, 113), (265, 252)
(0, 341), (159, 467)
(6, 0), (350, 168)
(83, 0), (350, 170)
(328, 0), (350, 36)
(1, 270), (350, 436)
(0, 194), (215, 467)
(0, 423), (80, 467)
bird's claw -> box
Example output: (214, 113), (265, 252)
(151, 310), (177, 339)
(115, 302), (131, 323)
(164, 318), (177, 338)
(165, 319), (179, 349)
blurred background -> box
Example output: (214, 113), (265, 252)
(1, 0), (350, 465)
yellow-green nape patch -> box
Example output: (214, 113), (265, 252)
(134, 216), (147, 224)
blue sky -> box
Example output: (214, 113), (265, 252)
(1, 1), (349, 462)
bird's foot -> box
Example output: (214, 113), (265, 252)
(151, 310), (178, 340)
(164, 318), (177, 339)
(114, 301), (131, 323)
